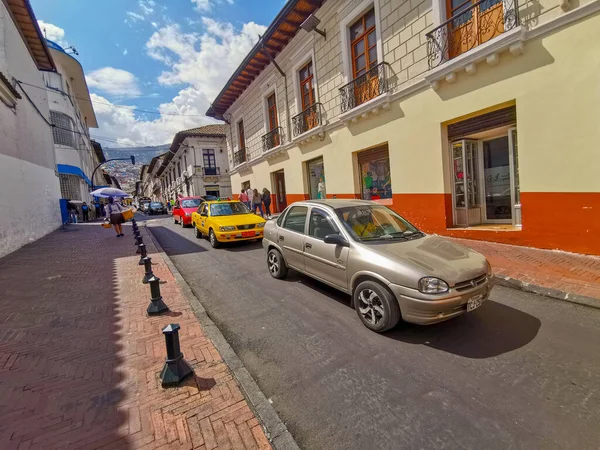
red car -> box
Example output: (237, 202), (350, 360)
(172, 197), (203, 227)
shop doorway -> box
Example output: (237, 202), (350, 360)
(272, 170), (287, 212)
(205, 186), (220, 198)
(451, 128), (519, 226)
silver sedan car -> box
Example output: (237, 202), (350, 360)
(263, 200), (493, 333)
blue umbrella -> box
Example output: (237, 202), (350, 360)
(90, 187), (130, 198)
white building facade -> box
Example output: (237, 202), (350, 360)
(42, 40), (103, 207)
(0, 0), (61, 258)
(156, 125), (232, 202)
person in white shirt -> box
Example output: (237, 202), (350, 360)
(245, 187), (254, 206)
(104, 196), (125, 237)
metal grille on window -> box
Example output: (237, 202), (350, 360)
(59, 174), (81, 200)
(50, 111), (76, 148)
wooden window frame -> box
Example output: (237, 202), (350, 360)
(266, 93), (278, 131)
(299, 61), (315, 112)
(237, 119), (245, 149)
(350, 8), (377, 80)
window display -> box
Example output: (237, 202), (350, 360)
(360, 158), (392, 201)
(307, 158), (326, 199)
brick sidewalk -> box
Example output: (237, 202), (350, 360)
(0, 223), (271, 449)
(451, 237), (600, 301)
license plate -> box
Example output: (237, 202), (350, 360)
(467, 294), (483, 312)
(242, 231), (254, 237)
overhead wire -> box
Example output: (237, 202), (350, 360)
(16, 79), (207, 117)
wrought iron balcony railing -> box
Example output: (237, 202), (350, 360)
(202, 166), (220, 176)
(262, 127), (283, 152)
(233, 148), (247, 166)
(340, 62), (391, 114)
(292, 103), (323, 137)
(426, 0), (518, 69)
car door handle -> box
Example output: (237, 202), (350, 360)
(305, 243), (312, 249)
(278, 236), (284, 241)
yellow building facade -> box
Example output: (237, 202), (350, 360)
(207, 0), (600, 255)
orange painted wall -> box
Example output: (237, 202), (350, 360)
(283, 192), (600, 255)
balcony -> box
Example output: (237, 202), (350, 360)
(262, 127), (283, 152)
(292, 103), (324, 138)
(233, 148), (247, 167)
(426, 0), (519, 70)
(202, 166), (221, 176)
(340, 62), (391, 114)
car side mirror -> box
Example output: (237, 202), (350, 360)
(324, 234), (349, 247)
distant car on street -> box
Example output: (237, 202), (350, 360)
(172, 197), (202, 227)
(191, 200), (266, 248)
(148, 202), (166, 215)
(141, 202), (150, 213)
(263, 200), (494, 333)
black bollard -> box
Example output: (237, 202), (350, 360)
(142, 256), (154, 284)
(132, 224), (139, 234)
(147, 275), (169, 315)
(135, 235), (143, 246)
(160, 324), (193, 386)
(138, 243), (148, 265)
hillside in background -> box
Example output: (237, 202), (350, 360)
(103, 144), (170, 165)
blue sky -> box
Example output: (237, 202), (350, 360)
(30, 0), (284, 147)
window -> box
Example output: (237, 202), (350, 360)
(283, 206), (308, 233)
(210, 202), (250, 216)
(267, 93), (278, 131)
(203, 149), (216, 175)
(357, 145), (392, 201)
(50, 111), (76, 148)
(59, 174), (81, 200)
(309, 209), (339, 239)
(177, 161), (181, 177)
(238, 120), (246, 149)
(299, 61), (315, 111)
(335, 205), (420, 242)
(350, 9), (377, 79)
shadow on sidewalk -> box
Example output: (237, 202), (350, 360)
(384, 300), (541, 359)
(0, 226), (133, 449)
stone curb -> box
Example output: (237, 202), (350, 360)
(493, 275), (600, 310)
(143, 224), (300, 450)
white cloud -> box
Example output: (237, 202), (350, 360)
(123, 49), (128, 56)
(37, 20), (68, 47)
(90, 90), (217, 147)
(151, 22), (158, 28)
(191, 0), (234, 13)
(86, 68), (141, 97)
(139, 0), (155, 15)
(126, 11), (145, 22)
(147, 19), (266, 99)
(94, 18), (265, 146)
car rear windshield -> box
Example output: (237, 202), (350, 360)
(335, 205), (422, 242)
(210, 202), (250, 216)
(151, 202), (163, 207)
(181, 199), (200, 208)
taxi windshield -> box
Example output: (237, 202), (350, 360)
(210, 202), (250, 216)
(181, 199), (200, 208)
(335, 205), (422, 242)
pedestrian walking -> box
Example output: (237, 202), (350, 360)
(81, 202), (89, 222)
(66, 200), (78, 223)
(252, 189), (264, 217)
(239, 189), (249, 209)
(104, 196), (125, 237)
(262, 188), (271, 217)
(245, 186), (254, 207)
(94, 200), (101, 218)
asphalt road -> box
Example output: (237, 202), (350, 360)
(145, 216), (600, 450)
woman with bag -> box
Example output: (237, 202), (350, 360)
(104, 196), (125, 237)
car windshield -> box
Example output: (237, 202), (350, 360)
(335, 205), (422, 242)
(181, 199), (200, 208)
(210, 202), (250, 216)
(150, 202), (163, 207)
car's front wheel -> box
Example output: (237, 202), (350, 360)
(267, 248), (288, 279)
(353, 280), (400, 333)
(209, 229), (220, 248)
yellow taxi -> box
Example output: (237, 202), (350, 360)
(191, 200), (266, 248)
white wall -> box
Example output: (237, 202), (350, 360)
(0, 3), (61, 258)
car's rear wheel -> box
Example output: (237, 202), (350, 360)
(353, 280), (400, 333)
(267, 248), (287, 279)
(209, 229), (220, 248)
(194, 226), (202, 239)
